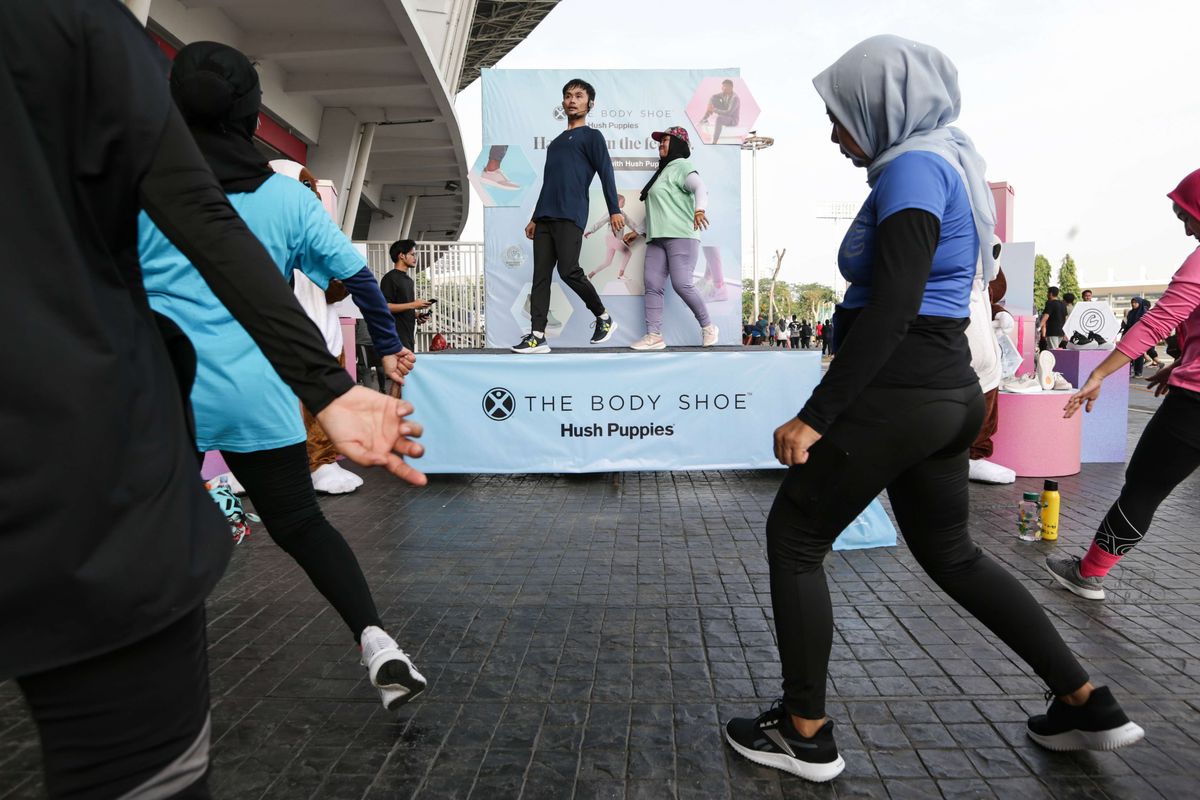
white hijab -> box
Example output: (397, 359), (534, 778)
(813, 35), (998, 281)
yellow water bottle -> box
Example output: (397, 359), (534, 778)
(1040, 480), (1060, 541)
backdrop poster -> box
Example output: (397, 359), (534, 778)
(404, 351), (821, 473)
(997, 241), (1035, 317)
(482, 68), (742, 348)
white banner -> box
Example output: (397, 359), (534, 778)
(404, 351), (821, 473)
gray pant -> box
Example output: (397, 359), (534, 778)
(644, 238), (711, 334)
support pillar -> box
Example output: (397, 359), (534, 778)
(307, 109), (363, 223)
(340, 122), (377, 237)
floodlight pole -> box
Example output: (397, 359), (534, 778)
(742, 133), (774, 320)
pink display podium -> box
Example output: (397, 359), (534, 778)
(991, 391), (1082, 477)
(1051, 350), (1129, 463)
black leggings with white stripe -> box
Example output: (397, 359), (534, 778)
(1094, 387), (1200, 556)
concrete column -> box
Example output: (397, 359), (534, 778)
(989, 181), (1015, 242)
(400, 196), (419, 238)
(306, 108), (362, 223)
(340, 122), (377, 236)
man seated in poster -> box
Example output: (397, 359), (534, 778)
(512, 78), (624, 354)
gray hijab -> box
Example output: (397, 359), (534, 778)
(813, 35), (998, 281)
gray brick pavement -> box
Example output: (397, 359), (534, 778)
(3, 389), (1198, 799)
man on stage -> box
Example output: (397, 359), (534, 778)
(512, 79), (624, 354)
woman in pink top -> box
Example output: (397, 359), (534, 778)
(1046, 167), (1200, 600)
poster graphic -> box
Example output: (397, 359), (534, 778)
(482, 68), (742, 348)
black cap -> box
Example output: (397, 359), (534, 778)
(1043, 480), (1058, 492)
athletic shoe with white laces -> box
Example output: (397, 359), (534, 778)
(630, 333), (666, 351)
(701, 324), (719, 347)
(360, 626), (426, 711)
(1027, 686), (1143, 751)
(590, 315), (617, 344)
(725, 701), (845, 782)
(1051, 372), (1074, 391)
(511, 333), (550, 354)
(1045, 555), (1106, 600)
(1000, 375), (1042, 394)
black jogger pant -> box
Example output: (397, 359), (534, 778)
(767, 384), (1090, 719)
(529, 218), (605, 333)
(18, 607), (211, 799)
(1093, 386), (1200, 557)
(222, 443), (382, 641)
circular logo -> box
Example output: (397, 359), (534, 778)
(503, 245), (525, 268)
(552, 105), (566, 121)
(1078, 307), (1107, 333)
(482, 387), (516, 421)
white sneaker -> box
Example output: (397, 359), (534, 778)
(701, 324), (719, 347)
(1001, 375), (1042, 394)
(1051, 372), (1074, 391)
(630, 332), (666, 351)
(311, 462), (364, 494)
(479, 168), (520, 190)
(360, 626), (426, 711)
(969, 458), (1016, 484)
(1036, 350), (1057, 391)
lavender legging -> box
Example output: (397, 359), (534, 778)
(644, 238), (711, 334)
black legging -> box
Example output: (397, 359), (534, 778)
(767, 384), (1090, 719)
(19, 607), (211, 799)
(222, 443), (382, 641)
(1093, 387), (1200, 557)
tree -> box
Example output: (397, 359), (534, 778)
(794, 282), (836, 322)
(767, 249), (787, 321)
(1033, 254), (1052, 313)
(1057, 254), (1081, 300)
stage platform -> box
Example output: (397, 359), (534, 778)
(403, 349), (821, 474)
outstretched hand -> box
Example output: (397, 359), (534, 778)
(316, 386), (427, 486)
(1063, 373), (1104, 418)
(774, 417), (822, 466)
(609, 213), (626, 237)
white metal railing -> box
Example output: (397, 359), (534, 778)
(361, 240), (484, 351)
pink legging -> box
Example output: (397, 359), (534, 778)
(644, 238), (711, 333)
(590, 234), (632, 275)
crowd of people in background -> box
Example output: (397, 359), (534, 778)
(742, 314), (835, 354)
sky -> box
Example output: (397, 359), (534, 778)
(452, 0), (1200, 290)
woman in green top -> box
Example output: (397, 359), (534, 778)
(628, 127), (719, 350)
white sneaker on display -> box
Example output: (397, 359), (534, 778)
(360, 626), (426, 711)
(630, 332), (667, 351)
(1051, 373), (1074, 391)
(705, 284), (729, 302)
(969, 458), (1016, 484)
(1000, 375), (1042, 394)
(1036, 350), (1057, 391)
(701, 324), (719, 347)
(311, 462), (364, 494)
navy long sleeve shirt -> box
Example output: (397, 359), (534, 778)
(531, 126), (620, 231)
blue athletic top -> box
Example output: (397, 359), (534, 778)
(839, 150), (977, 318)
(139, 174), (363, 452)
(531, 126), (620, 231)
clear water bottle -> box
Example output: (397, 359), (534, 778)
(1017, 492), (1042, 541)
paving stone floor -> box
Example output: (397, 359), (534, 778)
(2, 382), (1198, 799)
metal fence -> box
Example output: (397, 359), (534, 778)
(361, 241), (485, 352)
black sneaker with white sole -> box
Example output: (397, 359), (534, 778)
(724, 701), (845, 783)
(511, 332), (550, 354)
(590, 315), (617, 344)
(1027, 686), (1144, 751)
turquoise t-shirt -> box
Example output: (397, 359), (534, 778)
(839, 150), (977, 317)
(139, 174), (363, 452)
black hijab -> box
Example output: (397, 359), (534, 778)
(640, 135), (690, 202)
(171, 41), (273, 193)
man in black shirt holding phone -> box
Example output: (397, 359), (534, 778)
(380, 239), (433, 352)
